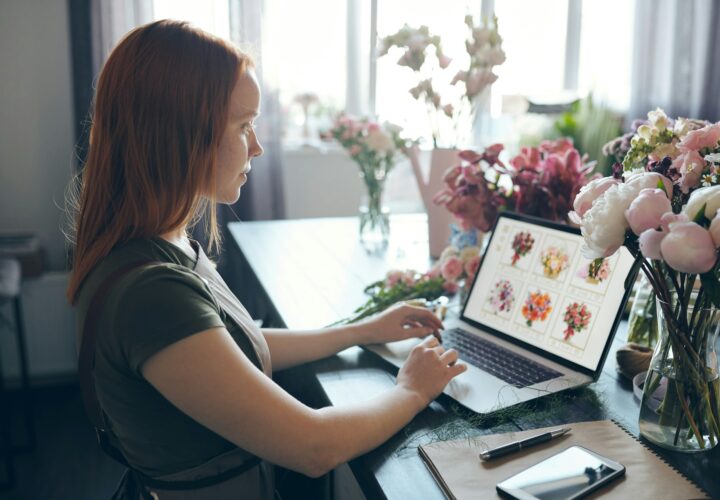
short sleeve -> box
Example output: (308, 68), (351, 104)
(113, 264), (226, 375)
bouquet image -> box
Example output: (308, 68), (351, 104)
(540, 247), (569, 279)
(511, 231), (535, 265)
(521, 291), (553, 327)
(488, 279), (515, 314)
(572, 107), (720, 451)
(562, 302), (592, 341)
(577, 258), (611, 284)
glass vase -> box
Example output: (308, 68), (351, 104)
(626, 274), (658, 347)
(358, 171), (389, 251)
(638, 293), (720, 452)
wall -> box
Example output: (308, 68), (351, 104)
(0, 0), (76, 272)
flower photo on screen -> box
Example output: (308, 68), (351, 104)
(562, 302), (592, 341)
(510, 231), (535, 266)
(540, 246), (569, 279)
(576, 257), (610, 284)
(521, 290), (552, 327)
(487, 279), (515, 314)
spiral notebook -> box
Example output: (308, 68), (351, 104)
(418, 420), (708, 499)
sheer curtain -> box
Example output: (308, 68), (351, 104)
(629, 0), (720, 122)
(227, 0), (286, 222)
(90, 0), (153, 75)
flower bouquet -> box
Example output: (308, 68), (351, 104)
(563, 302), (591, 341)
(521, 290), (553, 327)
(329, 115), (406, 246)
(577, 258), (610, 284)
(430, 243), (482, 296)
(572, 108), (720, 451)
(540, 247), (569, 279)
(511, 231), (534, 265)
(433, 139), (597, 232)
(488, 279), (515, 314)
(378, 15), (504, 148)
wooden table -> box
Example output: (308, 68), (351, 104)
(226, 215), (720, 499)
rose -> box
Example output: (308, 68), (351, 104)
(683, 185), (720, 220)
(464, 255), (481, 278)
(625, 188), (672, 235)
(660, 222), (717, 274)
(672, 150), (705, 193)
(440, 256), (463, 281)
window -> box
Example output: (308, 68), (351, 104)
(153, 0), (230, 38)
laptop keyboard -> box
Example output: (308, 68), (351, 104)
(442, 328), (563, 388)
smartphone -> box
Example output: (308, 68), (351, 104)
(496, 445), (625, 500)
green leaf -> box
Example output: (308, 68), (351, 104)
(657, 178), (666, 192)
(693, 203), (707, 224)
(700, 273), (720, 309)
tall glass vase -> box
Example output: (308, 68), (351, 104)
(638, 292), (720, 452)
(358, 170), (389, 251)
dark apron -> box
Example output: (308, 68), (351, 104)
(80, 249), (275, 500)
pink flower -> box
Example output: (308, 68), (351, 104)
(426, 266), (441, 280)
(625, 188), (672, 235)
(443, 280), (460, 294)
(438, 53), (452, 69)
(441, 256), (463, 281)
(710, 213), (720, 247)
(638, 229), (666, 260)
(349, 145), (362, 156)
(366, 122), (380, 133)
(464, 255), (481, 279)
(442, 103), (454, 118)
(672, 150), (705, 193)
(660, 222), (717, 273)
(510, 146), (541, 170)
(465, 69), (497, 97)
(571, 177), (620, 220)
(678, 123), (720, 152)
(660, 212), (688, 231)
(625, 172), (674, 198)
(539, 138), (574, 155)
(385, 270), (404, 288)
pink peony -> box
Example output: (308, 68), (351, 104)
(625, 188), (672, 235)
(660, 222), (717, 273)
(441, 256), (464, 281)
(678, 123), (720, 152)
(625, 172), (674, 198)
(438, 53), (452, 69)
(443, 280), (460, 294)
(571, 177), (620, 220)
(660, 212), (689, 231)
(638, 229), (666, 260)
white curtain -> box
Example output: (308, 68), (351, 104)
(228, 0), (286, 221)
(90, 0), (153, 75)
(629, 0), (720, 122)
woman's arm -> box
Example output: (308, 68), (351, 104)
(263, 303), (444, 371)
(142, 326), (464, 478)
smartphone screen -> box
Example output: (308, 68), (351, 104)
(496, 446), (625, 500)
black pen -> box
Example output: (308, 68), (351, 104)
(479, 427), (571, 460)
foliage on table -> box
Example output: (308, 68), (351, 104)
(432, 139), (597, 232)
(378, 15), (504, 148)
(572, 107), (720, 450)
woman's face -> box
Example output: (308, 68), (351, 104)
(214, 69), (264, 204)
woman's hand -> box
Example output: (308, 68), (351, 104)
(357, 302), (444, 345)
(396, 336), (466, 406)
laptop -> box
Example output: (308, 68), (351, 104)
(366, 212), (636, 414)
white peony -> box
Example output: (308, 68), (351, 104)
(580, 183), (636, 258)
(363, 129), (394, 154)
(682, 185), (720, 219)
(579, 172), (672, 258)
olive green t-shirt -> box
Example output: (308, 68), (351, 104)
(75, 237), (264, 477)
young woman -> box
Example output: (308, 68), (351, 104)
(68, 20), (465, 499)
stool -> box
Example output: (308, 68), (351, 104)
(0, 258), (36, 490)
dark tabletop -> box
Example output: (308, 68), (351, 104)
(227, 215), (719, 499)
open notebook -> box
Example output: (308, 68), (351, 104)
(419, 420), (707, 499)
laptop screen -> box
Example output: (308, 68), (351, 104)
(462, 213), (635, 372)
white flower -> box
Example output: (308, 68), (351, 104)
(459, 246), (480, 263)
(581, 183), (636, 258)
(674, 117), (692, 137)
(579, 172), (672, 258)
(637, 124), (655, 141)
(683, 185), (720, 220)
(363, 129), (394, 154)
(705, 152), (720, 163)
(440, 245), (459, 261)
(647, 107), (669, 131)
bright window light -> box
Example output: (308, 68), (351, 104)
(152, 0), (230, 39)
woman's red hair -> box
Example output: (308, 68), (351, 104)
(67, 20), (253, 303)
